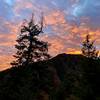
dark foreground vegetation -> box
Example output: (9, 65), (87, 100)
(0, 53), (100, 100)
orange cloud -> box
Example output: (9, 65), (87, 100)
(43, 10), (100, 56)
(0, 21), (19, 71)
(0, 55), (14, 71)
(14, 1), (33, 16)
(44, 10), (66, 26)
(0, 8), (100, 71)
(0, 21), (19, 47)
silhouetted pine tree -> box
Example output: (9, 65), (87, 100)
(81, 34), (99, 59)
(11, 14), (50, 67)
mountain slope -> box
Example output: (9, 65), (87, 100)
(0, 53), (100, 100)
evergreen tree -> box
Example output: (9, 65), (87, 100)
(11, 14), (50, 67)
(81, 34), (99, 59)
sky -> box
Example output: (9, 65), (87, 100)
(0, 0), (100, 70)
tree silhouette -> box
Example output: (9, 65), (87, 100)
(11, 14), (51, 67)
(81, 34), (99, 59)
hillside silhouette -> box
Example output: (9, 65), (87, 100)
(0, 53), (100, 100)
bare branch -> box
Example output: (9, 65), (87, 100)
(40, 12), (44, 32)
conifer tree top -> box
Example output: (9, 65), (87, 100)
(81, 34), (99, 59)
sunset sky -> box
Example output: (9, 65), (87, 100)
(0, 0), (100, 70)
